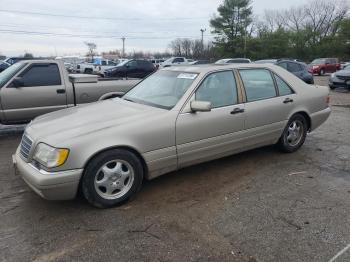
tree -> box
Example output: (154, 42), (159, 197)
(210, 0), (253, 57)
(84, 42), (97, 61)
(23, 52), (34, 58)
(169, 39), (183, 56)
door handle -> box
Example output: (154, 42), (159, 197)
(230, 108), (245, 114)
(56, 89), (66, 94)
(283, 98), (294, 104)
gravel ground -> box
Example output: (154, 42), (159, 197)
(0, 76), (349, 262)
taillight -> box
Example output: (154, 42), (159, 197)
(325, 95), (330, 105)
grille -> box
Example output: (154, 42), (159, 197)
(337, 75), (350, 81)
(20, 134), (33, 161)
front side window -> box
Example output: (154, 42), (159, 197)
(0, 62), (27, 88)
(18, 64), (61, 87)
(127, 61), (138, 68)
(239, 69), (277, 102)
(173, 58), (184, 63)
(274, 74), (293, 96)
(124, 70), (197, 110)
(195, 71), (237, 108)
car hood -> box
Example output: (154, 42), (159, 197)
(335, 70), (350, 77)
(25, 98), (164, 144)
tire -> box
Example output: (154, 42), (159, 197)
(84, 68), (93, 74)
(319, 69), (325, 76)
(82, 149), (144, 208)
(277, 114), (308, 153)
(329, 85), (336, 90)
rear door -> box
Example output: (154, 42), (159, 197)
(0, 63), (67, 123)
(239, 68), (296, 146)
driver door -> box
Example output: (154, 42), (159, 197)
(176, 70), (245, 168)
(0, 63), (67, 123)
(126, 60), (139, 78)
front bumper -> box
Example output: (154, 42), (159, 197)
(329, 79), (350, 89)
(13, 148), (83, 200)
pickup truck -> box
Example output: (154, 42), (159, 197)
(76, 59), (118, 76)
(0, 60), (140, 125)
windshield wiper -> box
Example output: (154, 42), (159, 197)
(123, 97), (136, 103)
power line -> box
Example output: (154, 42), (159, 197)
(0, 29), (212, 40)
(0, 23), (202, 35)
(0, 9), (208, 21)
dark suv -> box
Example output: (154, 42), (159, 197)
(104, 59), (155, 78)
(277, 60), (314, 84)
(310, 58), (340, 75)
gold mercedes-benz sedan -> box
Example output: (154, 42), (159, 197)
(13, 64), (331, 208)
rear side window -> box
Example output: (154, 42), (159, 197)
(274, 74), (293, 96)
(19, 64), (61, 87)
(196, 71), (237, 108)
(239, 69), (277, 102)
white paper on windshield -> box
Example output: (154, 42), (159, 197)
(177, 73), (198, 80)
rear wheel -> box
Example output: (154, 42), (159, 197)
(278, 114), (308, 153)
(84, 68), (93, 74)
(82, 149), (144, 208)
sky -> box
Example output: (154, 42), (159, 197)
(0, 0), (308, 57)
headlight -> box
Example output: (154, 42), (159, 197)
(313, 65), (319, 69)
(33, 143), (69, 168)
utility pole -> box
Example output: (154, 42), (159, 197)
(200, 28), (206, 48)
(121, 37), (126, 58)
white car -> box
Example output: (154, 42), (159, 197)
(161, 57), (189, 68)
(215, 58), (252, 64)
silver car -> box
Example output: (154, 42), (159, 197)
(13, 64), (331, 208)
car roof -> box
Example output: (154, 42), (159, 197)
(162, 63), (281, 74)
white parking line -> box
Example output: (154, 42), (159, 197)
(328, 243), (350, 262)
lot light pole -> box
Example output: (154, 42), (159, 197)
(200, 28), (206, 49)
(121, 37), (126, 58)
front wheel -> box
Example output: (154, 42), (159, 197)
(82, 149), (144, 208)
(277, 114), (308, 153)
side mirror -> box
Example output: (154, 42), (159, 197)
(11, 77), (24, 88)
(190, 100), (212, 113)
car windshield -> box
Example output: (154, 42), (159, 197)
(312, 59), (326, 64)
(117, 60), (130, 67)
(0, 62), (27, 88)
(123, 70), (197, 110)
(344, 65), (350, 70)
(215, 59), (228, 64)
(163, 58), (175, 63)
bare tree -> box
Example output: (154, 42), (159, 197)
(181, 39), (193, 57)
(169, 39), (183, 56)
(84, 42), (97, 61)
(304, 0), (349, 43)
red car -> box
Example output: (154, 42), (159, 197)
(310, 58), (340, 75)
